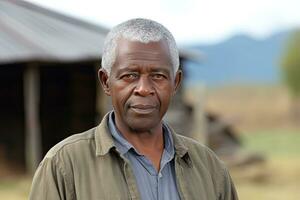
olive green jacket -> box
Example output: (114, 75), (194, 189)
(29, 113), (238, 200)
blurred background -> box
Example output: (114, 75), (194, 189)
(0, 0), (300, 199)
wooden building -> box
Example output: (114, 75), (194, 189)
(0, 0), (202, 174)
(0, 0), (109, 174)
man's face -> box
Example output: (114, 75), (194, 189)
(100, 38), (181, 133)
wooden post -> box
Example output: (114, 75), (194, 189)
(189, 84), (208, 144)
(24, 64), (42, 174)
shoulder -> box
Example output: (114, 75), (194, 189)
(174, 134), (217, 157)
(34, 127), (98, 181)
(174, 133), (227, 172)
(29, 129), (98, 200)
(173, 133), (238, 198)
(167, 123), (219, 164)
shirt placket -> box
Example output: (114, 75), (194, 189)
(174, 156), (187, 200)
(122, 157), (141, 200)
(157, 149), (172, 200)
(157, 171), (163, 200)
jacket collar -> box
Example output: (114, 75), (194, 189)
(95, 112), (115, 156)
(94, 112), (189, 158)
(165, 124), (189, 158)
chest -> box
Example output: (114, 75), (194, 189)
(125, 151), (180, 200)
(70, 153), (218, 200)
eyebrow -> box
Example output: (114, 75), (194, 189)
(115, 66), (138, 73)
(115, 65), (172, 76)
(151, 68), (171, 75)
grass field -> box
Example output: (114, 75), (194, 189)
(231, 130), (300, 200)
(0, 176), (31, 200)
(185, 85), (299, 131)
(0, 129), (299, 200)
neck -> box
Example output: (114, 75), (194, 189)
(113, 113), (166, 171)
(115, 119), (164, 154)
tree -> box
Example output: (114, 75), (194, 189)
(281, 29), (300, 120)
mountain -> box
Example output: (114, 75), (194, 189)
(184, 30), (291, 86)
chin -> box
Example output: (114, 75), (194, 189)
(127, 120), (161, 133)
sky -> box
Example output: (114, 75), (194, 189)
(27, 0), (300, 45)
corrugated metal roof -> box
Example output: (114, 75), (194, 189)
(0, 0), (109, 64)
(0, 0), (202, 65)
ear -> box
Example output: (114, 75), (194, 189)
(173, 70), (182, 95)
(98, 68), (111, 96)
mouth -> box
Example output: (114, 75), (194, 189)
(130, 104), (157, 114)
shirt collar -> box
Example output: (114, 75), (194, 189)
(95, 111), (189, 159)
(108, 112), (134, 155)
(108, 111), (175, 157)
(94, 112), (115, 156)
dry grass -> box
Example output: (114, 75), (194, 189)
(231, 130), (300, 200)
(0, 176), (31, 200)
(232, 158), (300, 200)
(185, 85), (298, 131)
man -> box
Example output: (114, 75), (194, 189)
(30, 18), (238, 200)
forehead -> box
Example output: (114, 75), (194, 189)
(114, 38), (172, 70)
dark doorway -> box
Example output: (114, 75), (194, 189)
(40, 64), (97, 155)
(0, 65), (25, 170)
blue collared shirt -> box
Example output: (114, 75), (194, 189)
(108, 112), (180, 200)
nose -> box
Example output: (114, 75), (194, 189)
(134, 75), (154, 96)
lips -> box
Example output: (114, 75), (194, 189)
(130, 104), (157, 114)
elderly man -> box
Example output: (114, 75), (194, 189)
(30, 18), (238, 200)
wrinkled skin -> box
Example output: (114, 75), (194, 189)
(99, 38), (182, 135)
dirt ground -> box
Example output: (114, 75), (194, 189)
(232, 157), (300, 200)
(0, 176), (31, 200)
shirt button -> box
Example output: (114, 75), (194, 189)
(158, 173), (162, 178)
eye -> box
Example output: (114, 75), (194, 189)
(121, 73), (138, 81)
(152, 73), (166, 80)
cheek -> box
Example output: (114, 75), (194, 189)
(111, 84), (133, 107)
(154, 80), (175, 92)
(156, 85), (174, 104)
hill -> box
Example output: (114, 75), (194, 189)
(184, 31), (291, 86)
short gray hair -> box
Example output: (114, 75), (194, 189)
(101, 18), (179, 75)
